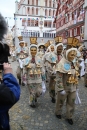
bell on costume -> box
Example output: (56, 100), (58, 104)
(74, 79), (78, 84)
(68, 71), (72, 75)
(29, 70), (33, 75)
(75, 71), (79, 77)
(34, 70), (38, 74)
(71, 75), (75, 83)
(27, 64), (31, 68)
(36, 64), (41, 67)
(67, 76), (72, 83)
(37, 69), (42, 74)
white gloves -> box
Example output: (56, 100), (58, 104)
(60, 90), (66, 95)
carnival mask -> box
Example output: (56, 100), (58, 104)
(57, 45), (63, 55)
(20, 42), (24, 47)
(30, 47), (37, 56)
(51, 46), (54, 52)
(39, 45), (44, 52)
(67, 50), (77, 62)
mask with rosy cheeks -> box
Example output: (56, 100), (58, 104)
(67, 50), (77, 62)
(39, 45), (45, 52)
(57, 45), (63, 55)
(50, 46), (54, 52)
(19, 42), (24, 47)
(30, 47), (37, 57)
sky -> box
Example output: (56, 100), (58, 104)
(0, 0), (20, 27)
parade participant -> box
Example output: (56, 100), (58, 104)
(43, 44), (55, 84)
(23, 37), (45, 108)
(84, 55), (87, 87)
(0, 13), (20, 130)
(16, 36), (29, 85)
(10, 45), (16, 62)
(55, 48), (78, 125)
(37, 42), (45, 58)
(55, 43), (63, 63)
(45, 49), (57, 103)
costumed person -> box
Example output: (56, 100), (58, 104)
(76, 45), (84, 78)
(23, 37), (45, 108)
(43, 44), (55, 85)
(0, 13), (20, 130)
(10, 45), (16, 62)
(37, 42), (45, 59)
(84, 55), (87, 87)
(46, 50), (57, 103)
(55, 41), (63, 64)
(16, 36), (29, 85)
(67, 37), (82, 78)
(55, 47), (78, 125)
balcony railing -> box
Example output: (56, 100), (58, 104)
(21, 32), (56, 38)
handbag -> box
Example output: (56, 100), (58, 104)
(42, 81), (46, 95)
(75, 89), (81, 105)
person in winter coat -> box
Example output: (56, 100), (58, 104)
(0, 63), (20, 130)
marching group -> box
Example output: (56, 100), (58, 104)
(9, 36), (87, 126)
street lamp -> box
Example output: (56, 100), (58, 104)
(84, 0), (87, 48)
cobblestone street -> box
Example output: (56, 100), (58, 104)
(9, 61), (87, 130)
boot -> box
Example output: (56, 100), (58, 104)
(66, 119), (73, 125)
(19, 79), (21, 85)
(30, 104), (36, 108)
(51, 98), (55, 103)
(56, 115), (61, 119)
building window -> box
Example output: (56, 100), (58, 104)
(32, 7), (34, 15)
(45, 0), (47, 7)
(70, 30), (72, 37)
(36, 0), (38, 5)
(53, 3), (55, 8)
(43, 32), (56, 38)
(53, 10), (55, 16)
(36, 8), (38, 15)
(27, 7), (30, 14)
(65, 15), (68, 23)
(45, 9), (47, 16)
(74, 28), (77, 36)
(28, 0), (29, 4)
(80, 26), (84, 34)
(27, 19), (31, 26)
(35, 20), (38, 26)
(22, 19), (26, 26)
(53, 23), (56, 28)
(32, 0), (34, 5)
(48, 21), (51, 27)
(31, 20), (35, 26)
(22, 6), (26, 15)
(49, 9), (51, 16)
(44, 21), (47, 27)
(49, 0), (51, 7)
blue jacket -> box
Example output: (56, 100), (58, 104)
(0, 73), (20, 130)
(0, 73), (20, 112)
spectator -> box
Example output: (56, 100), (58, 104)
(0, 63), (20, 130)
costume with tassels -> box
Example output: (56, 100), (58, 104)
(16, 36), (29, 85)
(45, 45), (57, 103)
(84, 57), (87, 87)
(9, 44), (16, 62)
(54, 36), (63, 64)
(55, 47), (79, 125)
(23, 37), (45, 108)
(37, 42), (45, 58)
(43, 44), (55, 85)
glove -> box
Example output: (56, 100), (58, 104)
(60, 90), (66, 95)
(76, 89), (79, 92)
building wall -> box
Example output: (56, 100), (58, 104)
(14, 0), (57, 46)
(55, 0), (85, 44)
